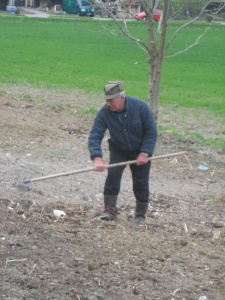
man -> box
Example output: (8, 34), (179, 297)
(88, 81), (157, 223)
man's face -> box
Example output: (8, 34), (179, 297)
(106, 95), (125, 112)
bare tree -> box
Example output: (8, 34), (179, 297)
(93, 0), (223, 122)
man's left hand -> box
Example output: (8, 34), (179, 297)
(136, 153), (149, 165)
(93, 157), (106, 171)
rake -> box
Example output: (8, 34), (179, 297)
(24, 151), (186, 184)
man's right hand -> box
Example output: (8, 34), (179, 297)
(93, 157), (106, 172)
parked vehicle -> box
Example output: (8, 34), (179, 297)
(135, 9), (162, 21)
(62, 0), (94, 16)
(6, 5), (20, 14)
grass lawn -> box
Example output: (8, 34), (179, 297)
(0, 15), (224, 117)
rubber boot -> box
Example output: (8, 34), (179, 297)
(101, 195), (118, 221)
(135, 201), (149, 224)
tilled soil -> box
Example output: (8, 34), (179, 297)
(0, 85), (225, 300)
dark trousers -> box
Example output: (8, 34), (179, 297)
(104, 144), (151, 203)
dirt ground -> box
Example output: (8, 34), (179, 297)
(0, 85), (225, 300)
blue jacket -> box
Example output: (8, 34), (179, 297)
(88, 96), (157, 159)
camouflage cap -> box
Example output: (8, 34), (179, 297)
(104, 81), (125, 100)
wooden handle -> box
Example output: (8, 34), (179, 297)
(24, 151), (186, 184)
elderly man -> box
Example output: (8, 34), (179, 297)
(88, 81), (157, 223)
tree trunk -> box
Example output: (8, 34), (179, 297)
(147, 0), (170, 123)
(148, 57), (162, 123)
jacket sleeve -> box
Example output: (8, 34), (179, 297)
(140, 105), (158, 155)
(88, 111), (107, 160)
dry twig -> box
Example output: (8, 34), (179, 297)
(6, 258), (27, 266)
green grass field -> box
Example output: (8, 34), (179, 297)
(0, 15), (225, 116)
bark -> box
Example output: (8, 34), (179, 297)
(147, 0), (170, 123)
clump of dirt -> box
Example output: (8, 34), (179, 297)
(0, 86), (224, 300)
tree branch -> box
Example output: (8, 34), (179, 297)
(158, 0), (170, 59)
(165, 0), (213, 52)
(210, 2), (225, 14)
(92, 0), (150, 54)
(154, 0), (161, 11)
(164, 24), (212, 58)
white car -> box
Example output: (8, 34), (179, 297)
(6, 6), (20, 14)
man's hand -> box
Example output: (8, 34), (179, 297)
(136, 153), (149, 165)
(93, 157), (106, 172)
